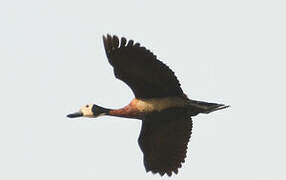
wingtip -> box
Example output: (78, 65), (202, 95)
(102, 34), (139, 49)
(107, 33), (112, 40)
(102, 34), (111, 40)
(146, 168), (180, 177)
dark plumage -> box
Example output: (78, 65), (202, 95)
(103, 34), (184, 98)
(139, 108), (192, 176)
(67, 34), (229, 177)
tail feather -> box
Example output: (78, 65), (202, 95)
(187, 99), (229, 114)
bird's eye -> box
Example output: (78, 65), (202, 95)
(86, 105), (89, 108)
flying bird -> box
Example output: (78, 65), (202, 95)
(67, 34), (229, 176)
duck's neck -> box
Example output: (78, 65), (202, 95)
(107, 103), (141, 119)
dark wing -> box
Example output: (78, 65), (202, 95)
(138, 108), (193, 176)
(103, 34), (184, 98)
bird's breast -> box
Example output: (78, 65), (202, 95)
(131, 97), (187, 112)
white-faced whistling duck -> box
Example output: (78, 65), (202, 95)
(67, 34), (229, 177)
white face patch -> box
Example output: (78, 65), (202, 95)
(80, 104), (94, 118)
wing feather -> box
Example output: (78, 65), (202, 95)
(138, 108), (193, 176)
(103, 34), (184, 98)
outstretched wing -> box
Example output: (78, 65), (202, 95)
(103, 34), (184, 98)
(138, 108), (193, 176)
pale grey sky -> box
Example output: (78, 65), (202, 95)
(0, 0), (285, 179)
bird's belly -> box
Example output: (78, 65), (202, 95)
(132, 97), (186, 112)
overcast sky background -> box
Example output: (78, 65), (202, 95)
(0, 0), (285, 179)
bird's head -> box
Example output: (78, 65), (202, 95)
(67, 104), (109, 118)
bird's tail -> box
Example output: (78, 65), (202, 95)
(187, 99), (229, 115)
